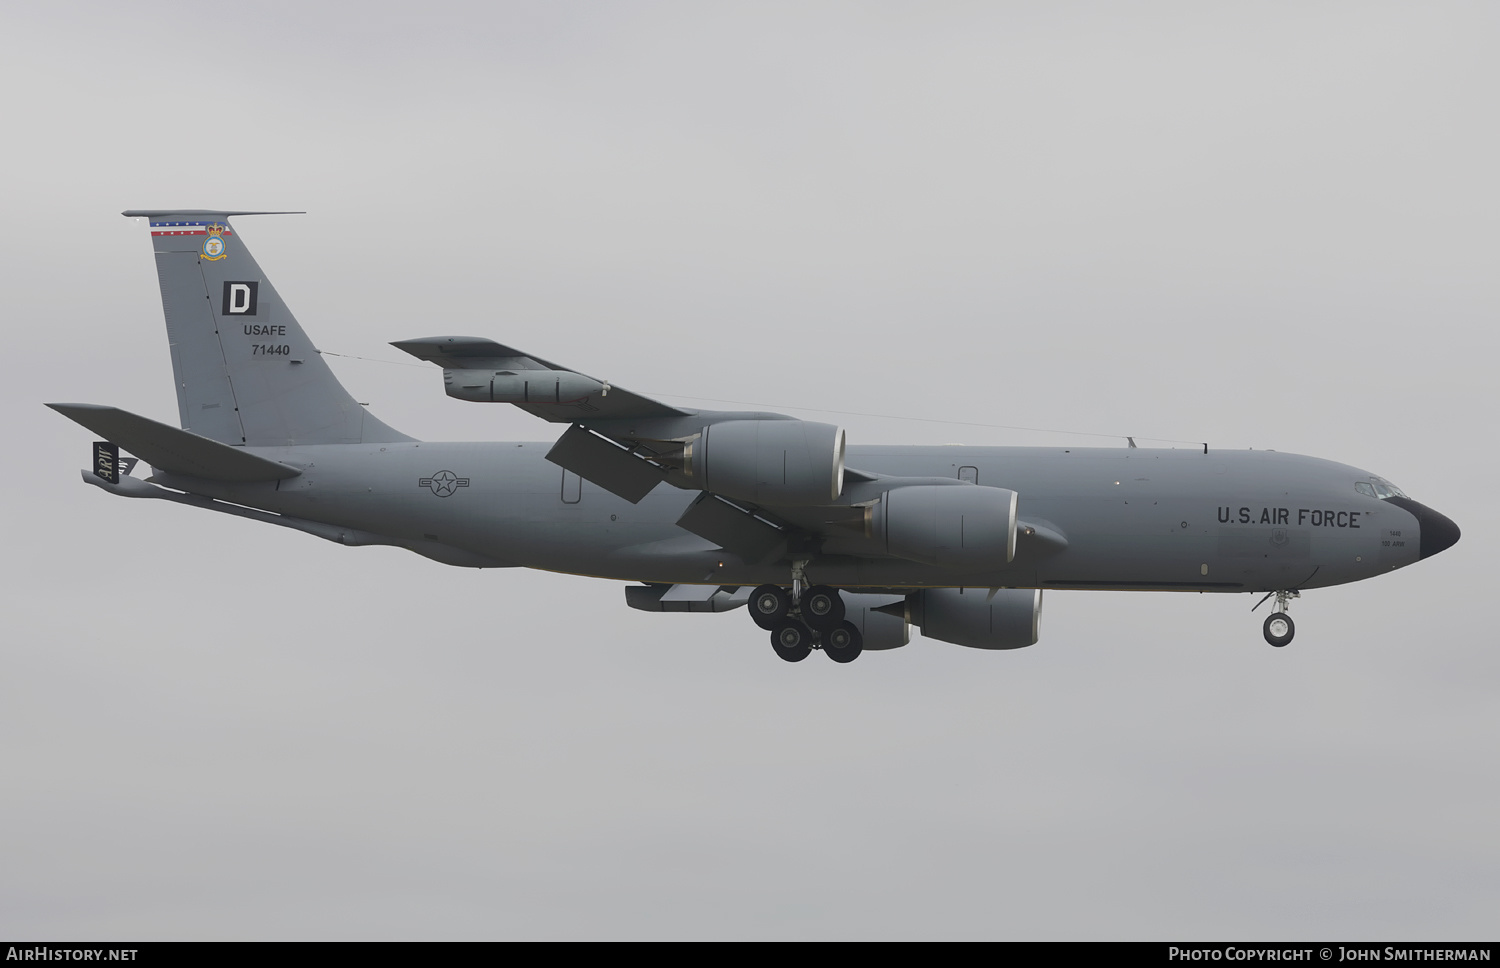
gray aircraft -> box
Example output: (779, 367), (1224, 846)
(50, 210), (1460, 663)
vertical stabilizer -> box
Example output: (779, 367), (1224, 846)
(123, 210), (409, 446)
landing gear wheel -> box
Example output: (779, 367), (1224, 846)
(823, 621), (864, 663)
(749, 584), (791, 630)
(1263, 613), (1295, 648)
(771, 621), (813, 662)
(800, 585), (845, 631)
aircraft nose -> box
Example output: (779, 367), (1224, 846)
(1388, 497), (1461, 559)
(1417, 504), (1461, 559)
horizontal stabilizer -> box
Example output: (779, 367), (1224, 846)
(48, 404), (301, 482)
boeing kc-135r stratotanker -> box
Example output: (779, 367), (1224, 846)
(49, 210), (1461, 663)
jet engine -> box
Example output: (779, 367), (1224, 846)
(842, 592), (911, 651)
(908, 587), (1042, 649)
(877, 484), (1019, 566)
(688, 419), (845, 506)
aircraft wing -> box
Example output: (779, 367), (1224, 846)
(391, 336), (1044, 573)
(394, 335), (815, 512)
(391, 336), (688, 424)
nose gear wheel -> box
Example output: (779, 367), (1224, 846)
(1263, 613), (1295, 647)
(1256, 590), (1300, 647)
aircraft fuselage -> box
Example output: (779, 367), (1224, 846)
(156, 441), (1426, 594)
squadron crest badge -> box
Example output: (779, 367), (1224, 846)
(200, 223), (228, 261)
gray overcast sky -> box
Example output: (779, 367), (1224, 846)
(2, 1), (1496, 939)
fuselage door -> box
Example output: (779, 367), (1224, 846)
(561, 469), (582, 504)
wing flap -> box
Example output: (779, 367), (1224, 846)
(675, 493), (787, 564)
(545, 424), (669, 503)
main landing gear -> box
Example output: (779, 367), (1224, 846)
(1255, 589), (1300, 647)
(751, 582), (863, 664)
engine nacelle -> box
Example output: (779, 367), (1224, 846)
(909, 587), (1042, 650)
(688, 419), (845, 506)
(444, 368), (604, 404)
(842, 592), (911, 651)
(877, 484), (1018, 566)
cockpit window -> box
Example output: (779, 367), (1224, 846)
(1360, 477), (1408, 500)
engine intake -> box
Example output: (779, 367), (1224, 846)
(688, 419), (845, 506)
(877, 484), (1018, 566)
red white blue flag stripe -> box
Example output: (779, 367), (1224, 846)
(149, 220), (234, 237)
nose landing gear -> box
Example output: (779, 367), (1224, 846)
(1263, 612), (1295, 647)
(1256, 590), (1300, 647)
